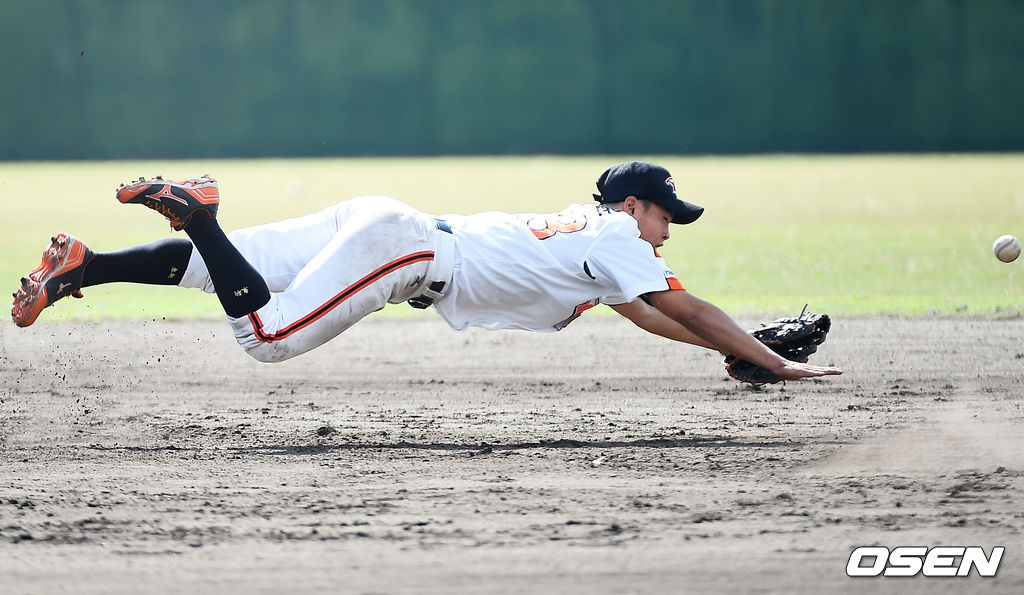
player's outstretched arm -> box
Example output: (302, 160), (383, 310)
(644, 289), (842, 380)
(611, 298), (718, 349)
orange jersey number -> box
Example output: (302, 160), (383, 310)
(521, 211), (587, 240)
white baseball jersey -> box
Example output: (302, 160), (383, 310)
(180, 198), (683, 362)
(433, 203), (683, 332)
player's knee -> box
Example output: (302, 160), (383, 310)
(233, 333), (296, 363)
(242, 343), (295, 364)
(228, 308), (298, 363)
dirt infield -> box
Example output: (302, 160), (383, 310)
(1, 316), (1022, 594)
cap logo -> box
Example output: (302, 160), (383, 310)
(665, 177), (676, 194)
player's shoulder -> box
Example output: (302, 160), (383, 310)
(562, 202), (625, 221)
(568, 203), (639, 235)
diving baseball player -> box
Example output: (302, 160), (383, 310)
(11, 161), (842, 382)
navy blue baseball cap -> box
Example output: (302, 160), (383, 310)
(593, 161), (704, 224)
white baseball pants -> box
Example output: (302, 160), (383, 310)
(179, 196), (454, 362)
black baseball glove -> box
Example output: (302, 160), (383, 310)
(724, 312), (832, 384)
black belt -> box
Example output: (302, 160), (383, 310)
(408, 219), (452, 309)
(434, 218), (453, 235)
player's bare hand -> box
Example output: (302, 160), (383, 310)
(772, 360), (843, 380)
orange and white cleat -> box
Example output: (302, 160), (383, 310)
(11, 233), (94, 327)
(116, 174), (219, 231)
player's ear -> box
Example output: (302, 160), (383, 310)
(623, 196), (639, 214)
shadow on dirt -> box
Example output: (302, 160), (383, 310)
(85, 436), (803, 456)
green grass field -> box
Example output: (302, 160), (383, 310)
(2, 154), (1022, 323)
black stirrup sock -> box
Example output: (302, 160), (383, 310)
(181, 212), (271, 318)
(82, 238), (194, 287)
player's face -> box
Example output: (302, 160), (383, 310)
(629, 200), (672, 248)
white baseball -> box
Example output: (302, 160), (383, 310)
(993, 235), (1021, 263)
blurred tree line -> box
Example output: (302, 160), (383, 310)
(1, 0), (1021, 159)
